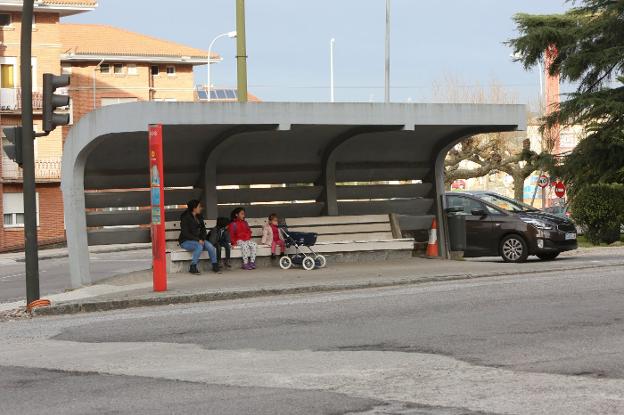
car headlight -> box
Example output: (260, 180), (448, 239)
(521, 218), (553, 230)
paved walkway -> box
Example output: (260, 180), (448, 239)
(0, 243), (150, 263)
(2, 246), (622, 316)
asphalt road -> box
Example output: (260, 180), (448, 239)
(0, 250), (151, 303)
(1, 264), (623, 414)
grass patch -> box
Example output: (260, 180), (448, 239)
(577, 234), (624, 248)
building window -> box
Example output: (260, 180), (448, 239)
(100, 64), (110, 74)
(0, 13), (11, 28)
(61, 63), (72, 75)
(0, 63), (15, 88)
(101, 97), (139, 107)
(151, 65), (159, 76)
(166, 66), (176, 76)
(3, 193), (39, 228)
(113, 64), (124, 75)
(127, 64), (138, 75)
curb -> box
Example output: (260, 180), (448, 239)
(30, 261), (624, 317)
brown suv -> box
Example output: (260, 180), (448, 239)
(445, 191), (578, 262)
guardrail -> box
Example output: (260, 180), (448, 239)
(0, 88), (44, 111)
(2, 157), (62, 181)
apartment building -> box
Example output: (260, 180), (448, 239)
(0, 0), (212, 251)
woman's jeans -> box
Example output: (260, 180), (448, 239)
(180, 240), (217, 265)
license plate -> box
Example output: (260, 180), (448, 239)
(565, 232), (577, 240)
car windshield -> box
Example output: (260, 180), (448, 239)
(477, 193), (540, 213)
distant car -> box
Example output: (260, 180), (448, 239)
(543, 205), (571, 219)
(445, 191), (578, 263)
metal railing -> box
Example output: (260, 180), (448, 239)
(0, 88), (44, 111)
(2, 157), (62, 181)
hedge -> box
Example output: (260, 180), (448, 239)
(571, 183), (624, 245)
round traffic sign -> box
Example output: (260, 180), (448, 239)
(554, 181), (566, 198)
(537, 175), (549, 188)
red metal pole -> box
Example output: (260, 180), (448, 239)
(149, 124), (167, 292)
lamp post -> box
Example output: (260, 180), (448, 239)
(93, 59), (105, 110)
(207, 31), (237, 101)
(511, 52), (544, 105)
(330, 38), (336, 102)
(384, 0), (391, 103)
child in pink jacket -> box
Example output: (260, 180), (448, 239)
(261, 213), (286, 259)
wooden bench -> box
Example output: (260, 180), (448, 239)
(166, 214), (414, 272)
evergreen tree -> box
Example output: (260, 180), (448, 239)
(509, 0), (624, 193)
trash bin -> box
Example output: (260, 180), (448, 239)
(445, 207), (466, 252)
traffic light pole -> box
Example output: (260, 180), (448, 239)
(20, 0), (40, 304)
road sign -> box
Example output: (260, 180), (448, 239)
(554, 181), (566, 198)
(537, 175), (550, 188)
(149, 124), (167, 292)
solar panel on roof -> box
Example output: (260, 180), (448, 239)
(216, 90), (227, 99)
(224, 89), (236, 99)
(210, 90), (218, 99)
(197, 90), (209, 100)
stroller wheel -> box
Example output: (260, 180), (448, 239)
(302, 256), (316, 271)
(315, 255), (327, 268)
(279, 256), (292, 270)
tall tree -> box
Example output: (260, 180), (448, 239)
(509, 0), (624, 193)
(437, 77), (549, 200)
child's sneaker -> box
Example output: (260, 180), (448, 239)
(250, 261), (257, 269)
(242, 263), (251, 270)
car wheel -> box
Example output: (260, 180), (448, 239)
(500, 234), (529, 263)
(537, 252), (560, 261)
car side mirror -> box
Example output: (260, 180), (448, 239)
(471, 208), (487, 217)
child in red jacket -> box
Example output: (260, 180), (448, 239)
(229, 207), (257, 270)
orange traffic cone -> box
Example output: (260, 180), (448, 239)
(426, 218), (439, 257)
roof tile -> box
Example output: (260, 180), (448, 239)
(60, 24), (214, 61)
(41, 0), (97, 6)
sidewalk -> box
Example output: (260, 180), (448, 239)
(0, 243), (150, 263)
(2, 246), (621, 318)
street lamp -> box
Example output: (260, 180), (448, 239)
(385, 0), (391, 103)
(207, 30), (237, 101)
(330, 38), (336, 102)
(511, 52), (543, 104)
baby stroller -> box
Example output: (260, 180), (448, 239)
(278, 225), (327, 271)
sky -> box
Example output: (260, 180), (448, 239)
(64, 0), (571, 105)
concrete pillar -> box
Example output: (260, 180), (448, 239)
(62, 156), (91, 288)
(201, 125), (279, 219)
(319, 126), (406, 216)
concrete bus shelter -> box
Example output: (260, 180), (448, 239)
(62, 102), (526, 288)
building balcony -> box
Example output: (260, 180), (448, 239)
(2, 157), (62, 182)
(0, 88), (44, 113)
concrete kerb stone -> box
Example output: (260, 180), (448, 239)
(28, 260), (624, 318)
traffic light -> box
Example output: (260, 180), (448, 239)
(2, 127), (23, 166)
(42, 73), (70, 133)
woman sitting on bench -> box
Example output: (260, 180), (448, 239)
(178, 200), (219, 274)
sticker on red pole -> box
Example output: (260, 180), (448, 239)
(537, 175), (550, 188)
(149, 124), (167, 292)
(554, 181), (566, 198)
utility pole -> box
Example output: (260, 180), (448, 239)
(20, 0), (40, 304)
(384, 0), (391, 103)
(236, 0), (248, 102)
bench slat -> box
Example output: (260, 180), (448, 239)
(285, 223), (390, 234)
